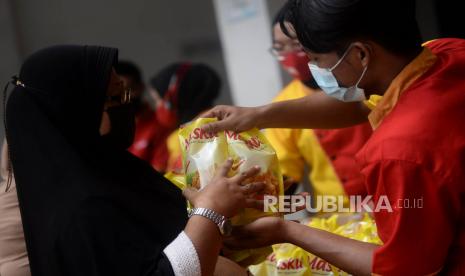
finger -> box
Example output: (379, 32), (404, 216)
(218, 158), (233, 177)
(199, 107), (218, 119)
(182, 187), (199, 202)
(232, 166), (261, 183)
(202, 121), (223, 133)
(245, 199), (264, 210)
(241, 182), (265, 195)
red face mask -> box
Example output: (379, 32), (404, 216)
(279, 51), (311, 81)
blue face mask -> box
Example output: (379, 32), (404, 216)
(308, 45), (368, 102)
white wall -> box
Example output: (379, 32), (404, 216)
(0, 0), (22, 140)
(213, 0), (283, 107)
(0, 0), (20, 78)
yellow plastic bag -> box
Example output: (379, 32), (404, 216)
(178, 118), (283, 223)
(249, 213), (382, 276)
(164, 171), (186, 190)
(177, 118), (284, 265)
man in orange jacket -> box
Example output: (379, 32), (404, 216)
(266, 6), (372, 199)
(203, 0), (465, 274)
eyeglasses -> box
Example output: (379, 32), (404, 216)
(269, 44), (305, 60)
(106, 87), (133, 105)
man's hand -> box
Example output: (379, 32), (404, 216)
(224, 217), (292, 250)
(201, 105), (265, 133)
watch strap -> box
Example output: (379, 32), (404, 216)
(188, 207), (225, 227)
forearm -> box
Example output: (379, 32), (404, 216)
(282, 221), (378, 276)
(185, 216), (222, 276)
(258, 93), (369, 129)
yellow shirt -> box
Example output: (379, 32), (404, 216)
(265, 80), (347, 199)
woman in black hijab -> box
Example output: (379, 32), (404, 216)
(4, 45), (263, 276)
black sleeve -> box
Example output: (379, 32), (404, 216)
(56, 199), (176, 276)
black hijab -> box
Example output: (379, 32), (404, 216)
(5, 45), (187, 276)
(149, 62), (221, 125)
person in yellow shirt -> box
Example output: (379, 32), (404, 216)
(266, 7), (372, 199)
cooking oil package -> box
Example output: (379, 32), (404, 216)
(171, 117), (284, 265)
(248, 213), (383, 276)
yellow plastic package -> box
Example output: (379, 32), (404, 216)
(248, 213), (382, 276)
(164, 171), (186, 190)
(176, 118), (284, 264)
(178, 118), (283, 222)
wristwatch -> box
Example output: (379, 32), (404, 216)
(188, 207), (233, 236)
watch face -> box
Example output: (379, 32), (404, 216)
(220, 219), (233, 236)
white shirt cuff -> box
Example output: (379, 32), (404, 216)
(163, 231), (201, 276)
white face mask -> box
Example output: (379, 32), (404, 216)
(308, 45), (368, 102)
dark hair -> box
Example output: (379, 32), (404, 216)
(281, 0), (422, 56)
(150, 63), (221, 125)
(114, 61), (143, 85)
(177, 64), (221, 124)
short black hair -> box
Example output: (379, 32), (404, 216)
(281, 0), (422, 56)
(114, 61), (143, 85)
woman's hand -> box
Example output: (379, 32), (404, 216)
(224, 217), (292, 250)
(201, 105), (266, 133)
(183, 159), (265, 218)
